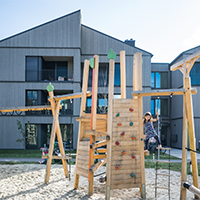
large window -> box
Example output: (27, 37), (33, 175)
(190, 62), (200, 85)
(151, 99), (168, 116)
(151, 72), (168, 88)
(26, 57), (39, 81)
(26, 91), (37, 106)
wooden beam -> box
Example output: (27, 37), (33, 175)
(54, 91), (91, 101)
(42, 155), (70, 159)
(132, 88), (197, 97)
(90, 140), (108, 149)
(185, 77), (199, 199)
(186, 58), (196, 75)
(170, 50), (200, 72)
(0, 105), (60, 113)
(106, 58), (115, 200)
(120, 50), (126, 98)
(89, 159), (106, 173)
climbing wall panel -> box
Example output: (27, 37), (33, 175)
(76, 140), (90, 178)
(110, 98), (141, 190)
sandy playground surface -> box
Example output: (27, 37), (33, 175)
(0, 164), (198, 200)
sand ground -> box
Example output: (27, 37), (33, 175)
(0, 164), (197, 200)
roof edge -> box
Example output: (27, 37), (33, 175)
(0, 9), (81, 43)
(81, 24), (153, 57)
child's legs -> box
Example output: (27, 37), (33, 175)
(154, 135), (161, 145)
(144, 138), (149, 150)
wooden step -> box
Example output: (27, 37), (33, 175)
(156, 173), (171, 177)
(96, 148), (107, 153)
(157, 147), (171, 150)
(155, 186), (170, 190)
(156, 160), (170, 163)
(90, 140), (108, 149)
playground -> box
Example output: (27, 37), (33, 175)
(1, 49), (200, 199)
(0, 164), (198, 200)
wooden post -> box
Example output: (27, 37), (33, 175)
(74, 59), (90, 189)
(185, 76), (199, 199)
(105, 59), (115, 200)
(120, 50), (126, 99)
(45, 90), (61, 183)
(88, 55), (99, 196)
(133, 52), (146, 199)
(180, 64), (188, 200)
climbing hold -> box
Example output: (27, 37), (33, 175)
(107, 49), (116, 60)
(117, 123), (122, 127)
(116, 113), (120, 117)
(122, 150), (126, 155)
(46, 82), (54, 92)
(129, 122), (134, 126)
(89, 57), (95, 69)
(132, 155), (136, 159)
(129, 108), (134, 112)
(115, 165), (120, 170)
(121, 132), (125, 136)
(115, 141), (120, 146)
(132, 136), (136, 140)
(130, 174), (135, 178)
(141, 138), (143, 141)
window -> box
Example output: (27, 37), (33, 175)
(151, 72), (168, 88)
(190, 62), (200, 85)
(151, 99), (168, 116)
(26, 124), (37, 149)
(26, 91), (37, 106)
(114, 64), (120, 86)
(26, 57), (39, 81)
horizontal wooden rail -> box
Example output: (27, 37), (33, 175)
(85, 130), (107, 136)
(54, 91), (91, 101)
(0, 105), (60, 113)
(94, 154), (106, 159)
(132, 88), (197, 97)
(76, 117), (107, 122)
(42, 155), (70, 159)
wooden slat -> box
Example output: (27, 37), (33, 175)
(96, 148), (107, 153)
(74, 59), (90, 189)
(111, 183), (141, 190)
(54, 91), (92, 101)
(94, 154), (106, 159)
(113, 99), (138, 104)
(111, 150), (140, 156)
(112, 112), (139, 118)
(113, 107), (139, 113)
(132, 88), (197, 97)
(111, 140), (139, 146)
(42, 155), (70, 159)
(112, 127), (139, 132)
(112, 145), (140, 151)
(111, 167), (141, 173)
(113, 103), (138, 109)
(77, 167), (88, 178)
(78, 155), (89, 161)
(84, 130), (107, 136)
(111, 159), (141, 165)
(111, 173), (141, 180)
(76, 117), (107, 122)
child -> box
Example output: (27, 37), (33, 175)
(143, 111), (162, 152)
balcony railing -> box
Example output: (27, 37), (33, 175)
(26, 69), (73, 82)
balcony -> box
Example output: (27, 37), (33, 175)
(26, 69), (73, 82)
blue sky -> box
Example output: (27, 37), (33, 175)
(1, 0), (200, 62)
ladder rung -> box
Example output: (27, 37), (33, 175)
(156, 173), (171, 177)
(156, 160), (170, 163)
(157, 147), (171, 150)
(155, 186), (170, 190)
